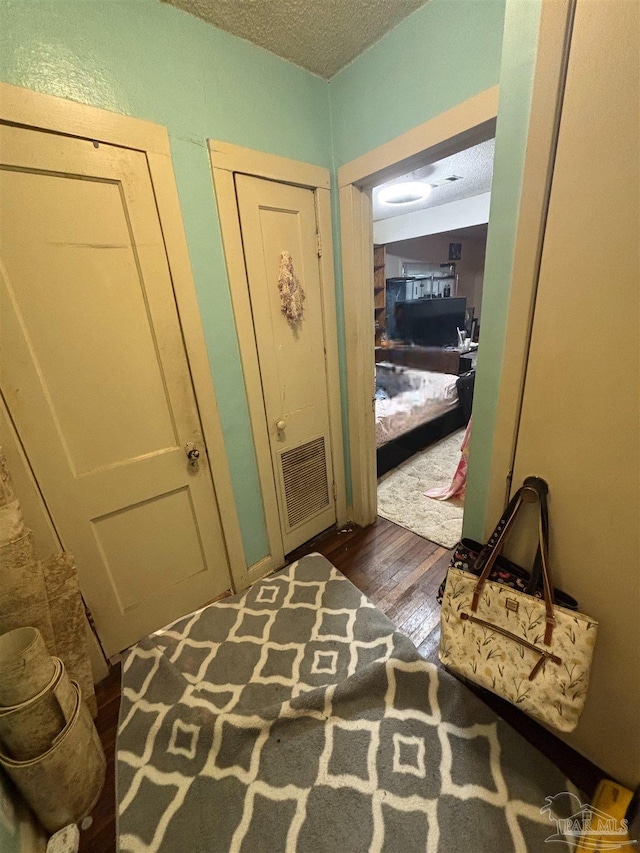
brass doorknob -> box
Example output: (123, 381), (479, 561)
(184, 442), (200, 467)
(276, 420), (286, 431)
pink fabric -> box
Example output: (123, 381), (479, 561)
(424, 418), (472, 501)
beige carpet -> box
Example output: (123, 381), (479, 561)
(377, 429), (465, 548)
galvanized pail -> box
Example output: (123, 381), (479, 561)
(0, 626), (55, 706)
(0, 681), (106, 833)
(0, 657), (76, 760)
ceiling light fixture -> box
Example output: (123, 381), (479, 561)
(378, 181), (432, 205)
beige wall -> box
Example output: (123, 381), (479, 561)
(384, 227), (488, 321)
(507, 0), (639, 787)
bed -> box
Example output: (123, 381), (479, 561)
(375, 361), (469, 476)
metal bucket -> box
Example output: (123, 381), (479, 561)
(0, 657), (76, 760)
(0, 681), (106, 834)
(0, 626), (56, 706)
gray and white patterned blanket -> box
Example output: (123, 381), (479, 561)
(117, 553), (571, 852)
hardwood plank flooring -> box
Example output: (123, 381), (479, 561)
(79, 517), (605, 852)
(79, 663), (121, 853)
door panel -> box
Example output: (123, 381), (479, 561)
(1, 169), (178, 476)
(510, 0), (639, 782)
(92, 486), (206, 612)
(0, 124), (231, 656)
(235, 175), (335, 553)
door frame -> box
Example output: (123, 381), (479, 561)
(0, 82), (247, 590)
(209, 141), (347, 581)
(337, 86), (500, 527)
(475, 0), (576, 531)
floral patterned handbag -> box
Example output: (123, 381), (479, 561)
(439, 477), (598, 732)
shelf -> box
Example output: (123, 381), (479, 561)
(373, 244), (386, 348)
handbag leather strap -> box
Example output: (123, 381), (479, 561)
(471, 477), (556, 644)
(473, 480), (549, 596)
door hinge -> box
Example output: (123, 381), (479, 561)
(333, 482), (337, 502)
(316, 231), (323, 257)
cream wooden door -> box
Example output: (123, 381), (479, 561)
(509, 0), (639, 782)
(0, 123), (231, 656)
(235, 175), (335, 554)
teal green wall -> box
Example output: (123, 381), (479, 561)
(328, 0), (541, 541)
(1, 0), (530, 564)
(0, 0), (332, 567)
(327, 0), (507, 529)
(329, 0), (506, 167)
(463, 0), (542, 539)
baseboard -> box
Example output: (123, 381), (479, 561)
(237, 555), (278, 590)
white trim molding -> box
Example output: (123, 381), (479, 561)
(209, 141), (347, 588)
(338, 87), (499, 526)
(482, 0), (576, 532)
(338, 87), (499, 190)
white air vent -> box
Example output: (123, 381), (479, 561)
(431, 175), (464, 187)
(280, 437), (329, 529)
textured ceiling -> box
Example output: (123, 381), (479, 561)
(163, 0), (429, 78)
(372, 139), (496, 221)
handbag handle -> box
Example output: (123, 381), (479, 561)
(471, 477), (556, 644)
(473, 480), (549, 596)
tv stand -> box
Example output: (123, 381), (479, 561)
(375, 345), (469, 375)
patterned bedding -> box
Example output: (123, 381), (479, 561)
(375, 364), (459, 447)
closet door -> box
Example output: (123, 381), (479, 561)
(235, 175), (336, 554)
(510, 0), (639, 781)
(0, 123), (232, 656)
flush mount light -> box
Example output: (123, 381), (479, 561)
(378, 181), (432, 205)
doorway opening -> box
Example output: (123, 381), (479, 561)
(373, 139), (494, 548)
(337, 87), (499, 538)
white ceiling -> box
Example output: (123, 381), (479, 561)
(372, 138), (496, 221)
(163, 0), (429, 78)
(387, 223), (489, 256)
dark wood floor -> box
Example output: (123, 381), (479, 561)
(79, 517), (605, 852)
(79, 662), (121, 853)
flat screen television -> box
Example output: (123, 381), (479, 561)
(395, 297), (467, 348)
